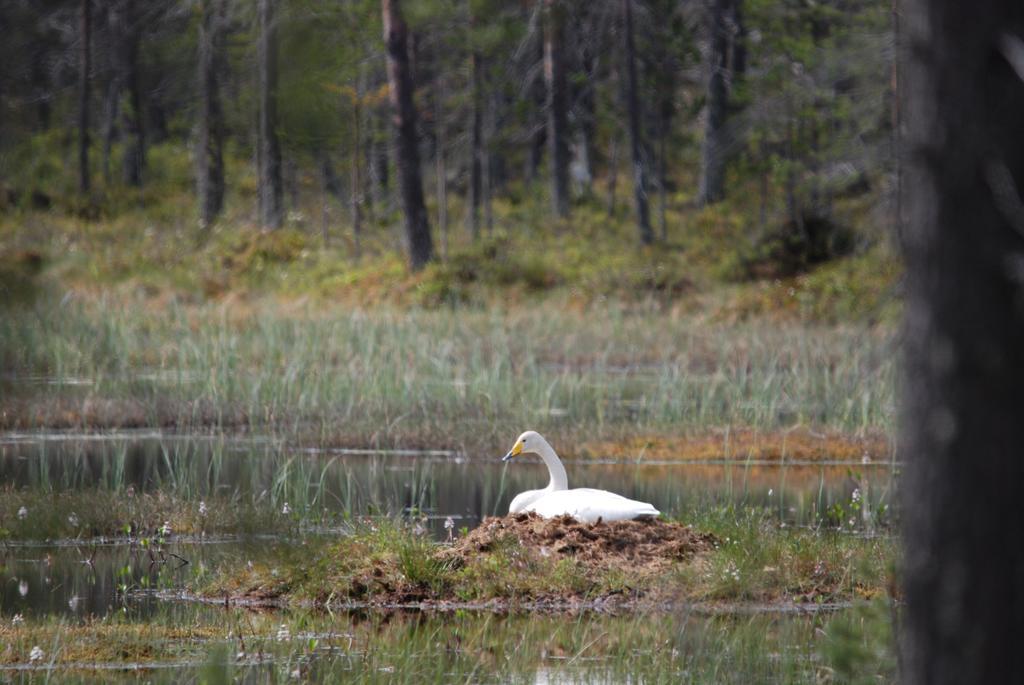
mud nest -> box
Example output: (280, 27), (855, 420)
(442, 512), (716, 573)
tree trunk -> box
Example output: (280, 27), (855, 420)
(122, 4), (144, 187)
(108, 0), (144, 187)
(607, 133), (619, 217)
(622, 0), (652, 244)
(577, 50), (598, 193)
(468, 46), (483, 240)
(351, 83), (363, 260)
(434, 70), (448, 261)
(382, 0), (434, 270)
(890, 0), (903, 239)
(698, 0), (731, 206)
(483, 90), (495, 235)
(731, 0), (747, 83)
(543, 0), (570, 218)
(196, 0), (225, 228)
(257, 0), (283, 229)
(78, 0), (91, 194)
(102, 76), (118, 184)
(901, 1), (1024, 683)
(658, 116), (667, 242)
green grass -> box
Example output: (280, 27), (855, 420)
(203, 510), (896, 609)
(0, 296), (896, 452)
(0, 601), (896, 682)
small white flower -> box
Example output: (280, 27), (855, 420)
(851, 488), (861, 503)
(29, 646), (44, 662)
(67, 512), (80, 527)
(18, 580), (29, 597)
(12, 613), (24, 626)
(159, 521), (172, 537)
(281, 502), (292, 515)
(198, 501), (208, 517)
(17, 506), (28, 520)
(276, 624), (291, 642)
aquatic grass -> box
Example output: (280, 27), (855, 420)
(680, 505), (896, 604)
(0, 296), (896, 453)
(202, 508), (895, 610)
(0, 601), (894, 682)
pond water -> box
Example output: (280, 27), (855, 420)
(0, 431), (895, 535)
(0, 431), (896, 682)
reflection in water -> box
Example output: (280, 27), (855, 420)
(0, 537), (289, 619)
(0, 433), (895, 621)
(0, 433), (895, 533)
(0, 593), (891, 683)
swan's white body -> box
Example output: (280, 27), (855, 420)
(503, 431), (660, 523)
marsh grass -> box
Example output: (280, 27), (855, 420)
(0, 297), (895, 453)
(203, 510), (895, 609)
(0, 601), (895, 682)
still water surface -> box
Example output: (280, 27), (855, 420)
(0, 432), (895, 681)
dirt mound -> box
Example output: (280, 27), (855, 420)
(443, 512), (715, 574)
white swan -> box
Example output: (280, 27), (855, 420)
(501, 431), (660, 523)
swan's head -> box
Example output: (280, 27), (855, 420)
(502, 430), (545, 462)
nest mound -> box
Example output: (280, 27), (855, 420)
(443, 512), (715, 573)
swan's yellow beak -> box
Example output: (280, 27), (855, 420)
(502, 441), (523, 462)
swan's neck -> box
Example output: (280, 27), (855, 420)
(537, 441), (569, 491)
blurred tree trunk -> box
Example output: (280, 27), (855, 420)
(196, 0), (225, 228)
(543, 0), (570, 218)
(382, 0), (434, 270)
(78, 0), (91, 194)
(622, 0), (652, 245)
(901, 0), (1024, 683)
(257, 0), (283, 229)
(698, 0), (731, 206)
